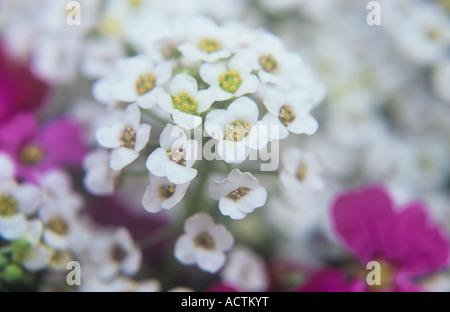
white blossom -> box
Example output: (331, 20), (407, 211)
(96, 104), (151, 170)
(221, 246), (269, 292)
(174, 213), (233, 273)
(142, 174), (190, 213)
(156, 73), (213, 129)
(209, 169), (267, 220)
(146, 124), (198, 184)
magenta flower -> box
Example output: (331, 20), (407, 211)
(0, 45), (48, 123)
(300, 185), (449, 292)
(0, 113), (87, 182)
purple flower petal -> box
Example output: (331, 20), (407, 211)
(38, 118), (87, 166)
(332, 185), (396, 262)
(384, 202), (449, 275)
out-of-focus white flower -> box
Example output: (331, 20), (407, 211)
(38, 170), (83, 215)
(96, 104), (151, 170)
(30, 34), (82, 84)
(432, 62), (450, 105)
(88, 227), (142, 281)
(280, 147), (325, 197)
(142, 174), (190, 213)
(146, 124), (198, 184)
(19, 220), (53, 272)
(174, 213), (233, 273)
(0, 180), (42, 241)
(110, 54), (173, 109)
(156, 73), (213, 129)
(199, 53), (259, 101)
(80, 37), (125, 79)
(83, 149), (120, 196)
(178, 16), (235, 63)
(0, 153), (15, 179)
(383, 1), (450, 65)
(247, 31), (304, 87)
(209, 169), (267, 220)
(204, 97), (260, 163)
(221, 246), (269, 292)
(263, 87), (318, 139)
(39, 203), (76, 251)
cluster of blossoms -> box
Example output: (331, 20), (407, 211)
(0, 0), (449, 292)
(85, 13), (324, 275)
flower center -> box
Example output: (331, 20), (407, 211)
(111, 244), (127, 262)
(136, 72), (156, 95)
(296, 162), (308, 181)
(120, 127), (136, 149)
(159, 184), (176, 200)
(20, 143), (45, 165)
(225, 121), (251, 142)
(194, 232), (215, 250)
(427, 27), (442, 40)
(167, 148), (186, 166)
(0, 194), (19, 217)
(219, 70), (242, 93)
(259, 54), (279, 73)
(198, 38), (222, 53)
(173, 92), (198, 115)
(226, 187), (251, 202)
(279, 104), (296, 127)
(46, 217), (69, 236)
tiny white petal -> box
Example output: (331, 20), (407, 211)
(146, 148), (169, 177)
(110, 147), (139, 170)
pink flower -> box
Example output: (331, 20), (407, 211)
(0, 45), (48, 123)
(0, 113), (87, 182)
(299, 185), (449, 292)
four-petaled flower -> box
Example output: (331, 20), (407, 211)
(174, 213), (234, 273)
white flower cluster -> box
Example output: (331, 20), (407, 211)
(84, 14), (323, 273)
(0, 153), (153, 290)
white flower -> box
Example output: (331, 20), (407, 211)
(0, 153), (15, 179)
(209, 169), (267, 220)
(83, 149), (120, 196)
(174, 213), (234, 273)
(178, 16), (234, 63)
(142, 174), (190, 213)
(432, 62), (450, 105)
(39, 203), (76, 251)
(199, 53), (259, 101)
(262, 87), (319, 138)
(96, 104), (151, 170)
(19, 220), (53, 272)
(204, 97), (260, 163)
(38, 170), (83, 215)
(111, 54), (173, 109)
(0, 180), (42, 241)
(88, 227), (142, 281)
(146, 124), (198, 184)
(280, 147), (325, 196)
(156, 73), (213, 129)
(80, 37), (124, 79)
(221, 246), (269, 292)
(246, 31), (304, 87)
